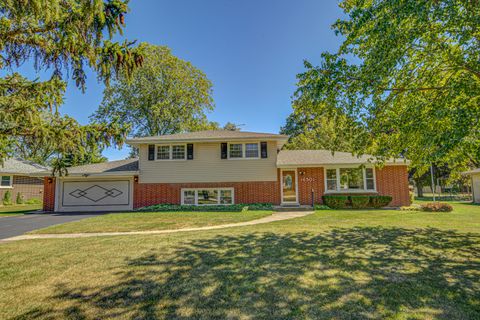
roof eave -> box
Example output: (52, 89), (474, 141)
(29, 170), (139, 177)
(276, 161), (409, 168)
(126, 136), (289, 145)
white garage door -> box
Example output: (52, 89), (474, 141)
(58, 179), (133, 212)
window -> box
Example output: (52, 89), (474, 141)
(229, 144), (243, 158)
(183, 190), (195, 205)
(156, 144), (186, 160)
(220, 190), (233, 204)
(157, 145), (170, 160)
(365, 168), (375, 190)
(172, 145), (185, 160)
(325, 167), (376, 192)
(245, 143), (259, 158)
(0, 176), (12, 188)
(198, 190), (218, 205)
(340, 168), (364, 190)
(228, 142), (260, 159)
(181, 188), (234, 205)
(326, 169), (337, 191)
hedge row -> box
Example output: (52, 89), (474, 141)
(136, 203), (273, 212)
(322, 195), (393, 209)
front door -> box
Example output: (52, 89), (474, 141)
(282, 170), (297, 203)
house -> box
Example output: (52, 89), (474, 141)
(0, 158), (49, 203)
(464, 169), (480, 203)
(35, 130), (410, 212)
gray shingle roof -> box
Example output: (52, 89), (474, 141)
(0, 158), (50, 174)
(32, 158), (139, 176)
(65, 158), (139, 175)
(126, 130), (288, 144)
(277, 150), (407, 166)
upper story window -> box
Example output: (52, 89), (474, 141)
(245, 143), (259, 158)
(0, 175), (12, 188)
(229, 143), (243, 158)
(228, 142), (260, 159)
(325, 167), (375, 192)
(156, 144), (186, 160)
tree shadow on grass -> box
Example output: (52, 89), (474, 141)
(12, 227), (480, 319)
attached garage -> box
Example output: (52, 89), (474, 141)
(34, 159), (139, 212)
(57, 178), (133, 212)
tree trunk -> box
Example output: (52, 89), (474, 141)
(415, 178), (424, 197)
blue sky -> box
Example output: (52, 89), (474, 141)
(18, 0), (345, 160)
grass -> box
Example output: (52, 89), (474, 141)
(0, 201), (479, 319)
(0, 204), (41, 217)
(29, 210), (273, 234)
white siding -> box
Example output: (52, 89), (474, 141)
(138, 141), (278, 183)
(473, 174), (480, 204)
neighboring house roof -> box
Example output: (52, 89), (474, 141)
(464, 168), (480, 175)
(277, 150), (408, 167)
(126, 130), (289, 144)
(32, 159), (139, 177)
(0, 158), (50, 175)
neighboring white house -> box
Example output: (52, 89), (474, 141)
(465, 169), (480, 204)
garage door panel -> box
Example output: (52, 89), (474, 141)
(59, 180), (132, 211)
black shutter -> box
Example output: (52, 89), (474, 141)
(221, 143), (228, 159)
(260, 141), (268, 158)
(148, 145), (155, 161)
(187, 144), (194, 160)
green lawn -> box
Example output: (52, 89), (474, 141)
(1, 202), (479, 319)
(30, 210), (273, 234)
(0, 204), (42, 217)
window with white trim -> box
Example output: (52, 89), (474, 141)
(325, 167), (376, 192)
(365, 168), (375, 190)
(181, 188), (234, 205)
(326, 169), (337, 191)
(245, 143), (259, 158)
(229, 144), (243, 158)
(0, 175), (12, 188)
(228, 142), (260, 159)
(156, 144), (186, 160)
(340, 168), (363, 190)
(172, 145), (185, 160)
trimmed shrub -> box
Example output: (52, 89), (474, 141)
(399, 205), (421, 212)
(245, 203), (274, 211)
(322, 195), (349, 209)
(369, 195), (393, 208)
(25, 198), (42, 205)
(136, 203), (273, 212)
(350, 196), (370, 209)
(314, 204), (331, 210)
(2, 190), (12, 205)
(16, 192), (24, 205)
(420, 202), (453, 212)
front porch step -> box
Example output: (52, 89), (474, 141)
(273, 205), (313, 212)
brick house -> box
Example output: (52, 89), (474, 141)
(1, 158), (48, 203)
(36, 130), (410, 212)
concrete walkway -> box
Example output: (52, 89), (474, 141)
(1, 211), (314, 242)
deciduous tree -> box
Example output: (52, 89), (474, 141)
(92, 43), (216, 137)
(291, 0), (480, 177)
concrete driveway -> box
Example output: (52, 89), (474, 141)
(0, 212), (105, 240)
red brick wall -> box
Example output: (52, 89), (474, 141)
(0, 175), (44, 202)
(42, 177), (56, 212)
(297, 167), (325, 205)
(375, 165), (410, 207)
(294, 165), (410, 207)
(134, 180), (280, 208)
